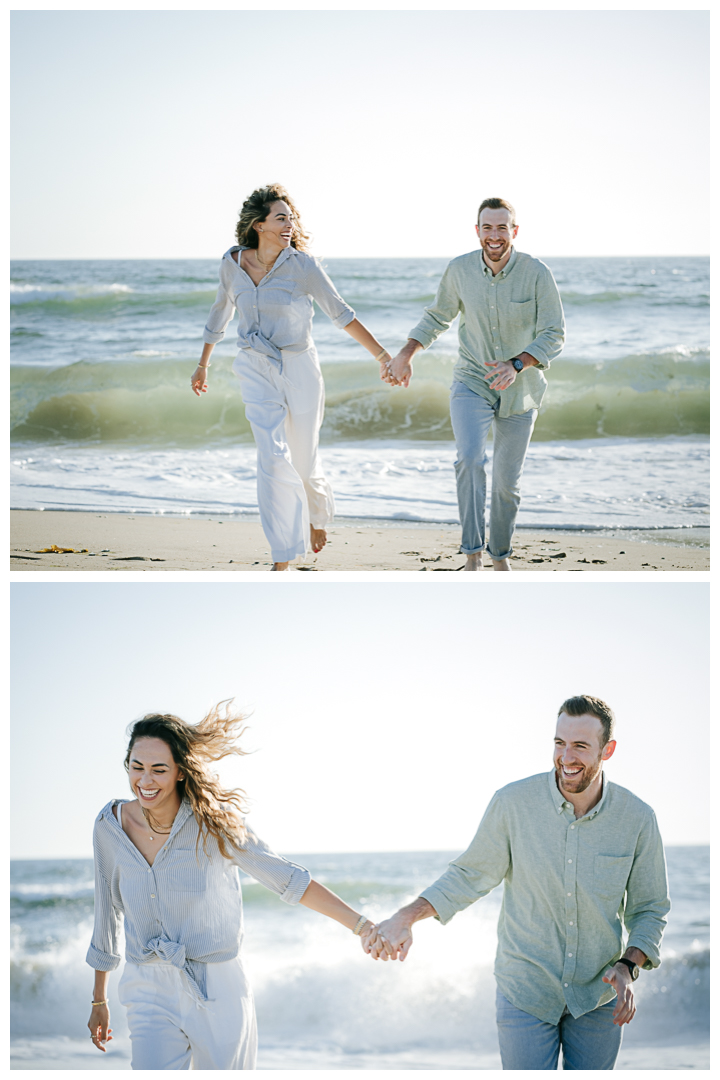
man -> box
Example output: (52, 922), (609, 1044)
(367, 695), (670, 1070)
(388, 198), (565, 571)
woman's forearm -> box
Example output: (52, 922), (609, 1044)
(298, 878), (363, 930)
(197, 343), (215, 368)
(93, 970), (110, 1000)
(343, 318), (386, 358)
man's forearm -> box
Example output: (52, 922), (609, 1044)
(623, 946), (648, 967)
(517, 351), (539, 369)
(397, 896), (437, 926)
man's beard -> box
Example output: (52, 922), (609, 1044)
(481, 238), (510, 262)
(555, 751), (603, 794)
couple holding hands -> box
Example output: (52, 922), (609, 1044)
(88, 695), (669, 1070)
(192, 184), (566, 571)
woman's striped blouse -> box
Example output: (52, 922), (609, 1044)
(86, 798), (310, 1002)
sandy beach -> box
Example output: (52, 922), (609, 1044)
(10, 510), (708, 572)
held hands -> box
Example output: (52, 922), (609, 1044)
(88, 1004), (113, 1052)
(191, 365), (209, 395)
(366, 911), (414, 962)
(602, 964), (637, 1026)
(384, 344), (416, 388)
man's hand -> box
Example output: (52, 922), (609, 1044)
(484, 359), (517, 391)
(388, 340), (422, 388)
(602, 964), (637, 1026)
(370, 911), (414, 961)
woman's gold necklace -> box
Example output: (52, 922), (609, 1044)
(255, 249), (277, 274)
(140, 806), (173, 841)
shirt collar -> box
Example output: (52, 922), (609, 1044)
(547, 767), (608, 820)
(231, 245), (297, 271)
(481, 245), (518, 279)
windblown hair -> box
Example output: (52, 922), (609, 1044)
(477, 197), (517, 228)
(124, 700), (250, 859)
(557, 694), (615, 748)
(235, 184), (310, 251)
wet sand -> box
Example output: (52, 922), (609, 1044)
(10, 510), (708, 572)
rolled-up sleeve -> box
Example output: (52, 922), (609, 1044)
(86, 822), (123, 971)
(623, 813), (671, 969)
(421, 792), (510, 924)
(232, 824), (311, 904)
(203, 265), (236, 345)
(408, 264), (462, 349)
(302, 257), (355, 328)
(522, 265), (565, 370)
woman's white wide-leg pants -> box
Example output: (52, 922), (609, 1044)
(233, 346), (335, 563)
(118, 956), (258, 1070)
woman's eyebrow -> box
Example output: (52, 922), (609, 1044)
(131, 759), (169, 767)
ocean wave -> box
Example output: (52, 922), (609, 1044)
(10, 348), (709, 444)
(11, 881), (95, 904)
(10, 282), (134, 305)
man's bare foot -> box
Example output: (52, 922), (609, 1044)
(463, 552), (484, 571)
(310, 526), (327, 554)
(271, 562), (290, 571)
(492, 558), (512, 572)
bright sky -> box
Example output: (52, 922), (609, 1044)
(11, 8), (708, 259)
(11, 582), (708, 860)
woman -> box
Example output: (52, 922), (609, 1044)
(87, 703), (384, 1069)
(191, 184), (396, 570)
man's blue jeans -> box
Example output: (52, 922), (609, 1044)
(449, 380), (537, 560)
(495, 988), (623, 1070)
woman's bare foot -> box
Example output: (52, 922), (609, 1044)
(271, 562), (290, 571)
(463, 552), (484, 571)
(492, 558), (512, 571)
(310, 526), (327, 554)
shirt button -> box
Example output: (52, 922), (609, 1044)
(150, 894), (156, 898)
(571, 825), (575, 830)
(568, 859), (572, 863)
(568, 953), (573, 957)
(569, 921), (574, 925)
(564, 983), (569, 988)
(567, 892), (572, 897)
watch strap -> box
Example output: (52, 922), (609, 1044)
(615, 957), (639, 980)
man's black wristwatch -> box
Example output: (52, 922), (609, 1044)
(510, 357), (524, 373)
(615, 957), (640, 981)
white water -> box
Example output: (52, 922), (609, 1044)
(11, 436), (709, 532)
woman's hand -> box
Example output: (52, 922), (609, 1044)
(88, 1003), (113, 1052)
(380, 358), (400, 386)
(359, 920), (393, 960)
(191, 365), (209, 395)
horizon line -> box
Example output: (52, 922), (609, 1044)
(11, 840), (710, 860)
(10, 252), (710, 261)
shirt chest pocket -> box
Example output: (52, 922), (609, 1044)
(261, 284), (294, 307)
(164, 849), (208, 893)
(594, 854), (633, 903)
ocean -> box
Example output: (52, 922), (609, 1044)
(10, 846), (709, 1070)
(10, 256), (709, 537)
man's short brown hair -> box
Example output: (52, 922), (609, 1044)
(557, 695), (615, 748)
(477, 197), (517, 228)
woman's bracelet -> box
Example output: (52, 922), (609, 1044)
(352, 915), (371, 935)
(91, 999), (108, 1006)
(197, 363), (210, 370)
(374, 349), (389, 363)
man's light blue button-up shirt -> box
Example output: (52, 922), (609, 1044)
(409, 247), (565, 417)
(420, 770), (670, 1024)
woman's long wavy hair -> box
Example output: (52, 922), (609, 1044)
(235, 184), (310, 251)
(124, 700), (250, 859)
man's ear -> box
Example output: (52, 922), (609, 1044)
(602, 739), (617, 762)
